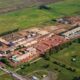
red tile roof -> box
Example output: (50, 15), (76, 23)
(34, 35), (66, 54)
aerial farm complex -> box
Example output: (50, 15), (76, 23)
(0, 16), (80, 67)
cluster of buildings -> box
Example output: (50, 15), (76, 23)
(0, 16), (80, 67)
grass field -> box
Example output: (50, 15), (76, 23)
(0, 74), (14, 80)
(16, 43), (80, 80)
(0, 0), (27, 8)
(0, 70), (5, 74)
(0, 0), (60, 14)
(0, 0), (58, 8)
(0, 0), (80, 34)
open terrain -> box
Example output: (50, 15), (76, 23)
(0, 0), (60, 8)
(0, 0), (80, 80)
(0, 0), (60, 13)
(0, 0), (80, 34)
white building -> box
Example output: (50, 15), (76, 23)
(61, 27), (80, 39)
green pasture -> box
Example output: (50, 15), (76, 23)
(0, 0), (80, 34)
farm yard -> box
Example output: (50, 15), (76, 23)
(0, 0), (80, 80)
(0, 0), (80, 34)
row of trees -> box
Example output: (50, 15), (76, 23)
(53, 61), (76, 72)
(0, 58), (12, 67)
(73, 76), (80, 80)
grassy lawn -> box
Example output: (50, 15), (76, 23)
(52, 43), (80, 69)
(0, 69), (13, 80)
(0, 0), (59, 9)
(0, 70), (5, 74)
(0, 74), (13, 80)
(51, 43), (80, 80)
(0, 0), (34, 8)
(16, 43), (80, 80)
(0, 0), (80, 34)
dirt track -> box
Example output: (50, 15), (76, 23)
(0, 0), (61, 14)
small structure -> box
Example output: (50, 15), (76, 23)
(32, 76), (39, 80)
(71, 58), (76, 62)
(61, 26), (80, 39)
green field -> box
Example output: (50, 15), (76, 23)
(0, 74), (14, 80)
(0, 0), (39, 9)
(0, 0), (80, 34)
(0, 0), (57, 8)
(0, 0), (26, 8)
(0, 70), (5, 74)
(16, 43), (80, 80)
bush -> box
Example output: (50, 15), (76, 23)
(60, 64), (66, 68)
(42, 64), (49, 68)
(54, 68), (58, 71)
(39, 5), (51, 10)
(66, 67), (76, 72)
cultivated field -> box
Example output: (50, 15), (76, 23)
(0, 0), (80, 34)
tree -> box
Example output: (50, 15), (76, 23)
(39, 5), (51, 10)
(73, 76), (80, 80)
(0, 58), (10, 66)
(42, 64), (49, 68)
(42, 54), (50, 61)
